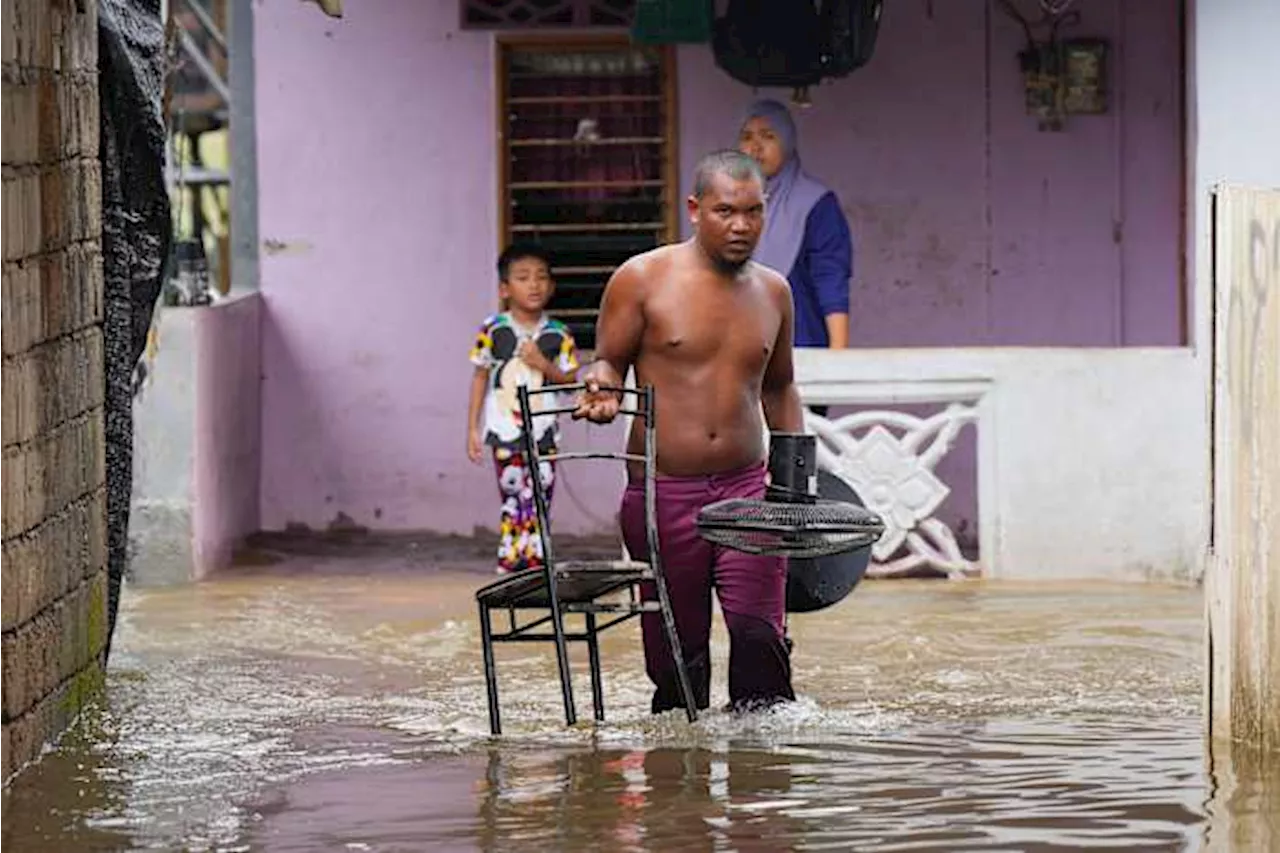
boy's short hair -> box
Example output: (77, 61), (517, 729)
(497, 242), (553, 282)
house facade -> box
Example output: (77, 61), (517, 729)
(131, 0), (1277, 583)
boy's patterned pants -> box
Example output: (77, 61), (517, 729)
(491, 444), (556, 574)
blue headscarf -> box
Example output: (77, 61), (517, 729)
(740, 99), (830, 276)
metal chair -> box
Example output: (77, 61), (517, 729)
(475, 382), (697, 735)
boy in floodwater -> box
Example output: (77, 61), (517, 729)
(466, 243), (581, 575)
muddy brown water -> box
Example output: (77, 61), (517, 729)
(2, 555), (1276, 852)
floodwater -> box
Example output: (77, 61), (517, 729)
(2, 552), (1277, 852)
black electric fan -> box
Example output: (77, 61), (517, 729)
(696, 433), (884, 561)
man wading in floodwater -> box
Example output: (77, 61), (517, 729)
(574, 150), (806, 714)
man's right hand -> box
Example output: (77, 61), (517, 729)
(573, 377), (621, 424)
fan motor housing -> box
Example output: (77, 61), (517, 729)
(712, 0), (884, 90)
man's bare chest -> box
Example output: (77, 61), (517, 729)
(643, 283), (779, 368)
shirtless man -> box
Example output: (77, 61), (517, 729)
(574, 149), (805, 714)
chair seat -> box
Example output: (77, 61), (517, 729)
(476, 560), (652, 610)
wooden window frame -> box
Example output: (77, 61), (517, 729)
(494, 32), (680, 353)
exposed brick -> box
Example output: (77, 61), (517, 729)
(9, 0), (37, 69)
(2, 158), (102, 261)
(74, 75), (97, 158)
(58, 574), (106, 694)
(1, 488), (105, 633)
(2, 0), (105, 785)
(0, 627), (8, 722)
(57, 584), (81, 686)
(0, 171), (26, 261)
(76, 157), (102, 244)
(87, 488), (106, 580)
(36, 163), (62, 253)
(0, 722), (10, 788)
(0, 80), (10, 167)
(0, 535), (13, 627)
(64, 73), (99, 160)
(1, 328), (105, 441)
(1, 408), (105, 539)
(61, 0), (100, 74)
(83, 245), (102, 327)
(12, 0), (50, 70)
(0, 614), (28, 712)
(2, 441), (28, 538)
(1, 168), (41, 261)
(85, 575), (109, 675)
(5, 653), (103, 778)
(1, 0), (17, 69)
(2, 616), (39, 717)
(0, 262), (36, 349)
(0, 528), (71, 634)
(2, 70), (99, 166)
(0, 73), (40, 166)
(2, 328), (104, 446)
(1, 243), (105, 354)
(1, 675), (73, 782)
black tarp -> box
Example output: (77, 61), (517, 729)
(98, 0), (171, 656)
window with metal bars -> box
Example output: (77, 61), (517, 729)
(463, 0), (635, 30)
(497, 38), (678, 351)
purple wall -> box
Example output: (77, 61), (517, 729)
(193, 294), (263, 576)
(676, 0), (1184, 347)
(253, 0), (1184, 538)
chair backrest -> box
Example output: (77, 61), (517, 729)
(515, 382), (662, 579)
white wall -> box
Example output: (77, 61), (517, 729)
(1188, 0), (1280, 572)
(1192, 0), (1280, 195)
(1191, 0), (1280, 363)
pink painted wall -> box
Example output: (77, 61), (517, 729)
(254, 0), (627, 536)
(193, 294), (263, 576)
(253, 0), (1184, 539)
(676, 0), (1184, 347)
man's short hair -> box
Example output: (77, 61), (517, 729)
(692, 149), (765, 199)
(497, 241), (553, 281)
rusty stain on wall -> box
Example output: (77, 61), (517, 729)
(262, 238), (315, 256)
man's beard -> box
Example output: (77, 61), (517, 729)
(710, 251), (751, 275)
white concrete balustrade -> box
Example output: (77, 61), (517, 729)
(792, 347), (1206, 583)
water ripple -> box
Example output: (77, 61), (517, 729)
(2, 573), (1267, 853)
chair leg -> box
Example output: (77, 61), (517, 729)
(550, 601), (577, 727)
(653, 575), (699, 724)
(479, 602), (501, 736)
(586, 612), (605, 722)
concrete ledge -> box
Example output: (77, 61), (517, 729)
(129, 292), (263, 583)
(130, 305), (197, 586)
(127, 501), (194, 587)
(193, 292), (262, 578)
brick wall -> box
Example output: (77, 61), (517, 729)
(1, 0), (108, 783)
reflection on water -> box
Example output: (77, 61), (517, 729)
(1, 559), (1276, 852)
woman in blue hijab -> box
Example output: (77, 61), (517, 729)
(737, 99), (852, 351)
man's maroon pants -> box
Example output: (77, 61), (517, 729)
(619, 462), (795, 714)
